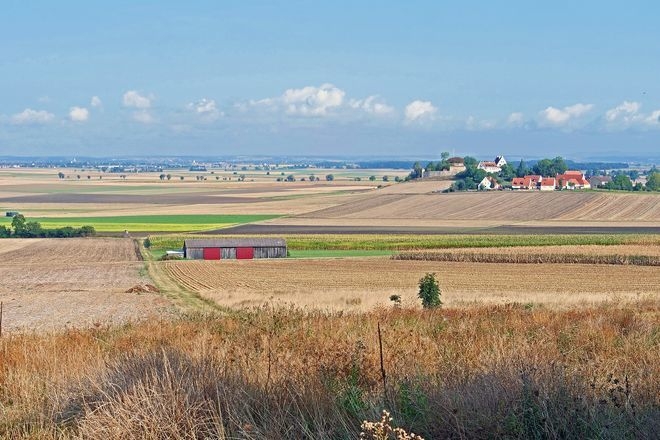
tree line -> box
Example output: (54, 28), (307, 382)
(0, 214), (96, 238)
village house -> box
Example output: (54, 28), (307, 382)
(479, 175), (501, 190)
(589, 175), (612, 188)
(511, 175), (542, 190)
(540, 177), (557, 191)
(477, 155), (507, 174)
(556, 171), (591, 189)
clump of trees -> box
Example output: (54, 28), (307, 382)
(1, 214), (96, 238)
(418, 273), (442, 309)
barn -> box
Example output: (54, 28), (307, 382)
(183, 238), (287, 260)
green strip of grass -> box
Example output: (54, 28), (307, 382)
(0, 214), (281, 232)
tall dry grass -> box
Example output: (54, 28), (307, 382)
(1, 303), (658, 439)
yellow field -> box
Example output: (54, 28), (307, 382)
(162, 257), (660, 311)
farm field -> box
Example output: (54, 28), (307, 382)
(0, 214), (280, 233)
(301, 190), (660, 223)
(0, 238), (171, 331)
(161, 257), (660, 311)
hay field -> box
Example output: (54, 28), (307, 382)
(162, 258), (660, 311)
(303, 191), (660, 223)
(0, 238), (171, 331)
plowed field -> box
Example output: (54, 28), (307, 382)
(304, 191), (660, 222)
(0, 238), (170, 331)
(163, 258), (660, 311)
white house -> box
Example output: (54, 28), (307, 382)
(477, 161), (502, 173)
(540, 177), (556, 191)
(479, 176), (501, 190)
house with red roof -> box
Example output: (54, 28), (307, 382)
(540, 177), (557, 191)
(556, 171), (591, 189)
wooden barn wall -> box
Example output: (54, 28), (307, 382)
(222, 248), (237, 259)
(186, 246), (287, 259)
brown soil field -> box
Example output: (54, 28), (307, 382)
(162, 258), (660, 311)
(400, 244), (660, 257)
(0, 238), (171, 332)
(303, 191), (660, 222)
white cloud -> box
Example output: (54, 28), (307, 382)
(90, 96), (102, 108)
(132, 110), (155, 124)
(10, 108), (55, 125)
(605, 101), (640, 122)
(507, 112), (524, 126)
(645, 110), (660, 125)
(188, 98), (223, 120)
(404, 100), (437, 122)
(539, 103), (593, 126)
(122, 90), (152, 109)
(69, 106), (89, 122)
(348, 96), (394, 115)
(248, 84), (345, 117)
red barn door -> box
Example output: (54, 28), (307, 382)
(203, 247), (221, 260)
(236, 247), (254, 259)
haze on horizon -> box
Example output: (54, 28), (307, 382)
(1, 1), (659, 160)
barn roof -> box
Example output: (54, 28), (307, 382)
(184, 238), (287, 248)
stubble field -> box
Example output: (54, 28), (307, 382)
(162, 256), (660, 311)
(0, 238), (170, 331)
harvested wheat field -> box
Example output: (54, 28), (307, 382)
(303, 191), (660, 222)
(0, 238), (171, 332)
(163, 258), (660, 310)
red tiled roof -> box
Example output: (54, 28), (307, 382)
(541, 178), (556, 186)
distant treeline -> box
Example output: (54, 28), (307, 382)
(526, 159), (629, 170)
(0, 214), (96, 238)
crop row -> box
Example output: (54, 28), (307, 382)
(147, 233), (660, 251)
(393, 251), (660, 266)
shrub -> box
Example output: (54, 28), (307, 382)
(418, 273), (441, 309)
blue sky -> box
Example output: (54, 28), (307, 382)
(1, 1), (659, 159)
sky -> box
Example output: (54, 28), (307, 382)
(1, 1), (659, 160)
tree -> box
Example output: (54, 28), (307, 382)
(325, 174), (334, 181)
(462, 156), (478, 169)
(11, 214), (26, 235)
(645, 171), (659, 191)
(605, 174), (633, 191)
(516, 159), (529, 178)
(499, 163), (516, 180)
(441, 151), (450, 161)
(166, 174), (172, 180)
(382, 175), (389, 182)
(369, 175), (376, 181)
(286, 174), (296, 182)
(410, 162), (424, 179)
(57, 172), (65, 179)
(0, 225), (10, 238)
(159, 174), (166, 180)
(418, 273), (441, 309)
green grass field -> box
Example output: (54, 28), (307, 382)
(1, 214), (281, 232)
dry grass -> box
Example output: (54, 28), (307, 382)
(0, 238), (171, 331)
(0, 304), (658, 438)
(162, 258), (660, 311)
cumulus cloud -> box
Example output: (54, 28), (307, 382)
(645, 110), (660, 125)
(605, 101), (640, 122)
(68, 107), (89, 122)
(188, 98), (223, 120)
(122, 90), (152, 109)
(348, 96), (394, 115)
(90, 96), (102, 108)
(248, 84), (345, 117)
(507, 112), (524, 126)
(10, 108), (55, 125)
(539, 103), (593, 126)
(404, 100), (437, 122)
(132, 110), (155, 124)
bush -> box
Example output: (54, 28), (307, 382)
(418, 273), (441, 309)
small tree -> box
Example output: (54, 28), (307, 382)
(325, 174), (334, 181)
(418, 273), (441, 309)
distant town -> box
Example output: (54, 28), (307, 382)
(0, 154), (657, 191)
